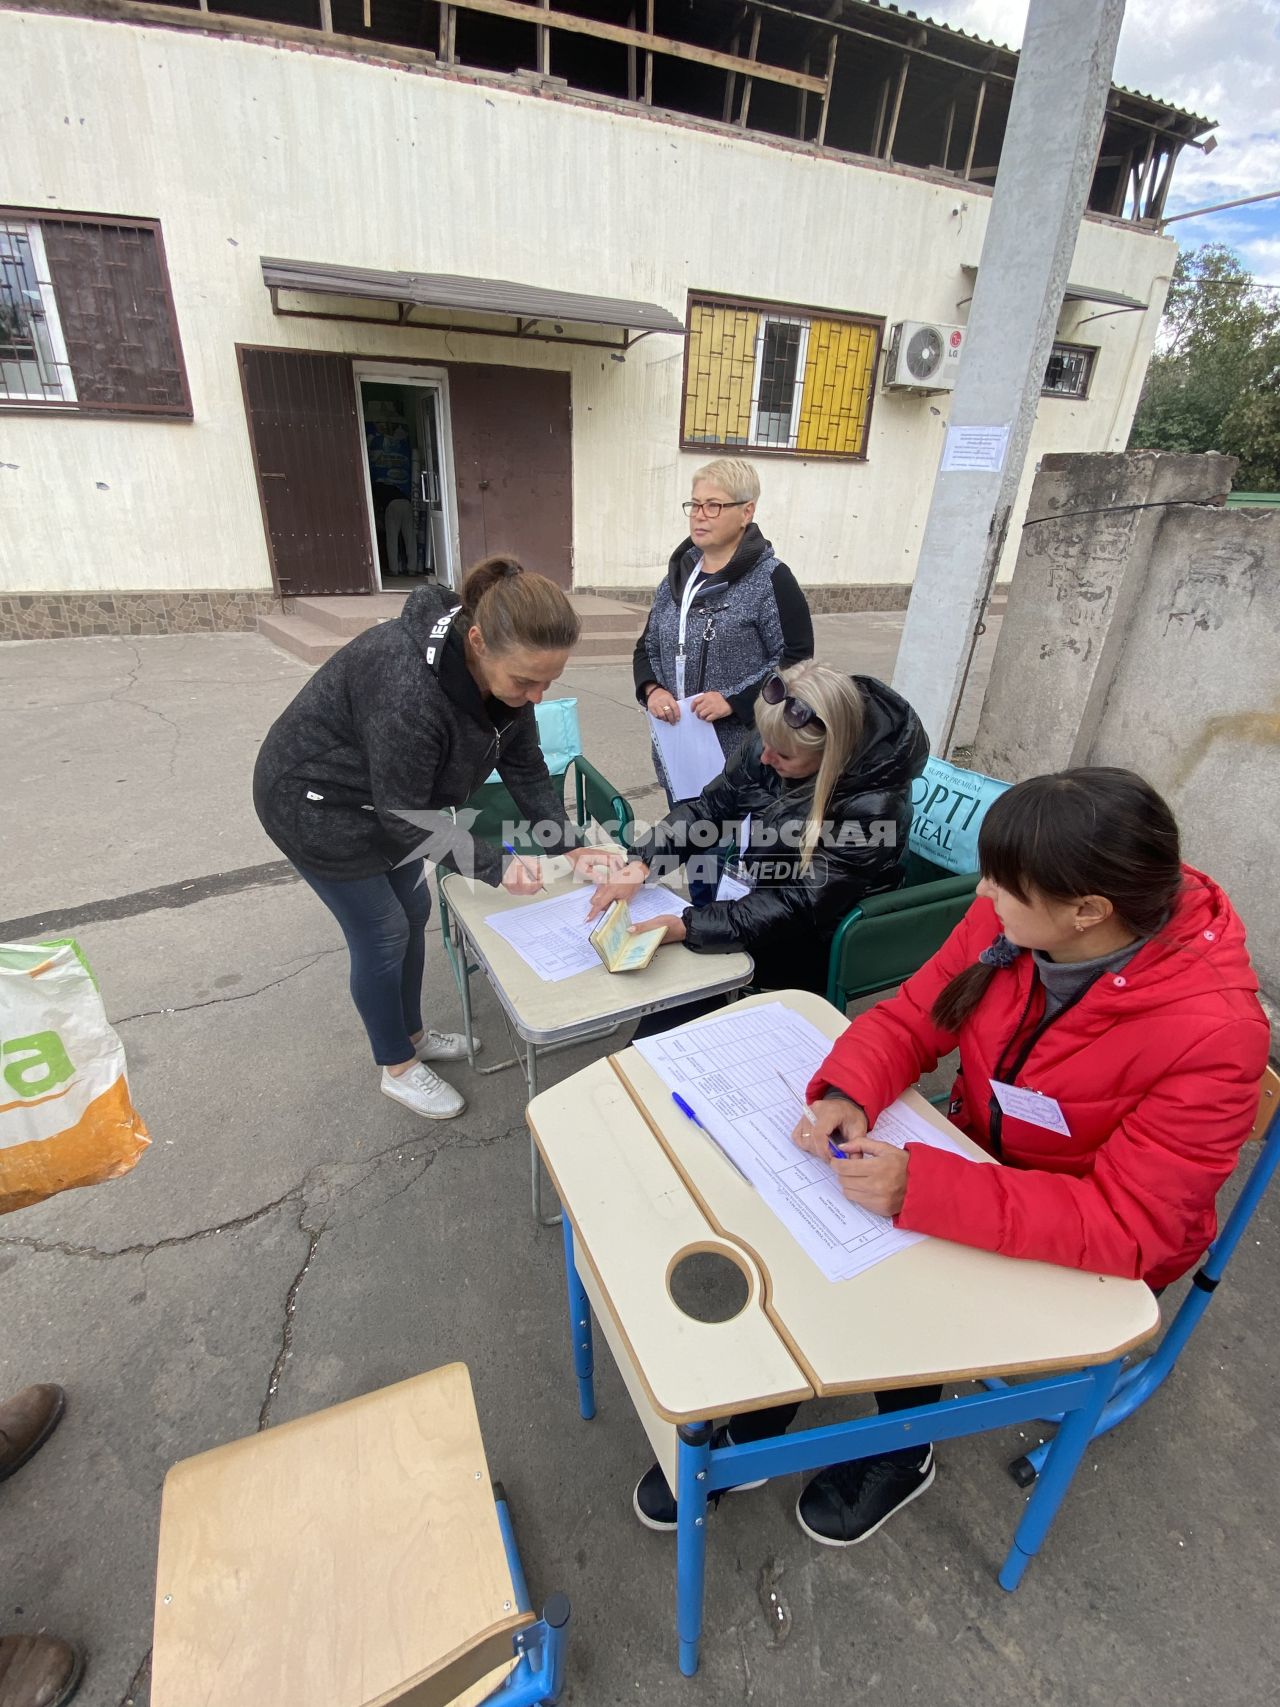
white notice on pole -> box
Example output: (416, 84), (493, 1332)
(940, 422), (1011, 474)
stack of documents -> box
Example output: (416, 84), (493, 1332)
(648, 698), (726, 801)
(630, 1002), (974, 1282)
(484, 885), (678, 983)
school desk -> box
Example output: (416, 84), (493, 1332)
(527, 988), (1160, 1675)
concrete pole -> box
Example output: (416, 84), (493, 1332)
(890, 0), (1126, 754)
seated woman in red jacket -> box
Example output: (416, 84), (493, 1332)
(632, 767), (1270, 1545)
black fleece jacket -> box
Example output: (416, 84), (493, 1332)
(629, 676), (929, 993)
(252, 584), (576, 884)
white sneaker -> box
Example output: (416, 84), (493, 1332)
(415, 1026), (479, 1063)
(381, 1062), (466, 1121)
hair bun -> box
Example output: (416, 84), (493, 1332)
(978, 934), (1022, 970)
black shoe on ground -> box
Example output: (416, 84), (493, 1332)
(795, 1446), (935, 1547)
(632, 1426), (765, 1533)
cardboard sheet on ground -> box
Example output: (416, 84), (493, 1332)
(484, 884), (680, 983)
(647, 698), (725, 802)
(631, 1002), (975, 1281)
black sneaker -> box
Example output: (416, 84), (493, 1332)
(795, 1447), (935, 1547)
(632, 1426), (765, 1533)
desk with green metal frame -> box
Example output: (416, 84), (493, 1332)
(528, 989), (1159, 1677)
(441, 867), (753, 1226)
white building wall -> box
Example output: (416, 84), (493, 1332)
(0, 11), (1175, 597)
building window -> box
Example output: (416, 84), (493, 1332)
(0, 210), (190, 417)
(682, 294), (881, 459)
(1042, 342), (1095, 399)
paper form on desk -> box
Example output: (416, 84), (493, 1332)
(648, 698), (726, 802)
(484, 883), (680, 982)
(631, 1001), (975, 1282)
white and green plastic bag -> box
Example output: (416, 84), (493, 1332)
(0, 939), (148, 1213)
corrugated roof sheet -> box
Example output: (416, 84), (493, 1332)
(834, 1), (1216, 131)
(260, 258), (685, 333)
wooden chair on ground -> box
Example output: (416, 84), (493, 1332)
(152, 1364), (569, 1707)
(990, 1067), (1280, 1486)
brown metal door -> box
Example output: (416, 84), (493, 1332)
(239, 347), (374, 596)
(449, 365), (573, 587)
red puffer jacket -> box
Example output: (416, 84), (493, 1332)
(807, 867), (1271, 1288)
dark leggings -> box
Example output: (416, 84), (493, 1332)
(729, 1387), (943, 1467)
(294, 860), (432, 1066)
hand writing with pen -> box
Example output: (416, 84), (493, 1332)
(790, 1094), (910, 1218)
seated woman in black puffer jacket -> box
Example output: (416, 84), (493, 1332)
(586, 660), (929, 1020)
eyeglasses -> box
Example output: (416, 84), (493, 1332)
(761, 673), (825, 732)
(682, 499), (748, 519)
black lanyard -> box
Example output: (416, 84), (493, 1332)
(985, 967), (1105, 1160)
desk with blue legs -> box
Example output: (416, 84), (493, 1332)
(527, 989), (1160, 1677)
(440, 868), (753, 1225)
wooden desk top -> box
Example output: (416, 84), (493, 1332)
(529, 991), (1160, 1418)
(152, 1366), (528, 1707)
(529, 1062), (814, 1422)
(442, 868), (753, 1042)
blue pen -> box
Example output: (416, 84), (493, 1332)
(774, 1068), (846, 1160)
(502, 842), (542, 887)
(671, 1093), (752, 1185)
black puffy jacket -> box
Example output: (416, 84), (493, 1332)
(629, 676), (929, 993)
(253, 584), (576, 883)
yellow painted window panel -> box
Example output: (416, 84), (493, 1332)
(796, 319), (878, 455)
(684, 304), (759, 445)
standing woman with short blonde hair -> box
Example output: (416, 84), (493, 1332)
(254, 558), (601, 1121)
(634, 459), (814, 832)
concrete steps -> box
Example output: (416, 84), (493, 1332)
(257, 587), (647, 668)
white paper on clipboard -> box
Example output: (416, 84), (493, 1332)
(648, 698), (726, 802)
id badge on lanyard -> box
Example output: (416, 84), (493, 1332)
(716, 814), (753, 902)
(675, 564), (703, 701)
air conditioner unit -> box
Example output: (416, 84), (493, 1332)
(883, 320), (966, 392)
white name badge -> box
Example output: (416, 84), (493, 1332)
(989, 1080), (1071, 1136)
(715, 869), (752, 903)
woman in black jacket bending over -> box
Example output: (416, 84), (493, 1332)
(587, 661), (929, 1009)
(254, 558), (602, 1122)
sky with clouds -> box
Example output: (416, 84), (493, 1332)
(937, 0), (1280, 284)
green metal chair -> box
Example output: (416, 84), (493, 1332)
(437, 715), (636, 1003)
(825, 852), (980, 1009)
(824, 757), (1011, 1011)
(564, 753), (635, 852)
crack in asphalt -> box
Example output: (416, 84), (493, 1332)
(118, 1646), (151, 1707)
(110, 947), (345, 1025)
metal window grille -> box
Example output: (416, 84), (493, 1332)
(0, 222), (76, 404)
(683, 295), (880, 459)
(1042, 342), (1095, 399)
(1, 212), (190, 415)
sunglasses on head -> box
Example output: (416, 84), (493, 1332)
(761, 673), (825, 732)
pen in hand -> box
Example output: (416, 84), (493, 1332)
(774, 1068), (847, 1161)
(502, 842), (543, 889)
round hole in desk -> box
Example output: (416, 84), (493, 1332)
(666, 1247), (751, 1324)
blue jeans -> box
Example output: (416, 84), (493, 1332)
(295, 860), (432, 1066)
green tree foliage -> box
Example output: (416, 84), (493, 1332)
(1128, 243), (1280, 489)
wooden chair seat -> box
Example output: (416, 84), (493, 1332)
(153, 1364), (530, 1707)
